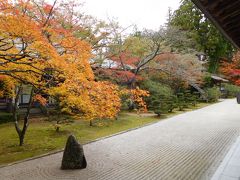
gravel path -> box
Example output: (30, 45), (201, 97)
(1, 99), (240, 180)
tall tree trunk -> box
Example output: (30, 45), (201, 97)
(14, 85), (34, 146)
(13, 84), (22, 126)
(89, 120), (93, 126)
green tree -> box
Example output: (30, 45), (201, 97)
(171, 0), (234, 73)
(140, 80), (177, 115)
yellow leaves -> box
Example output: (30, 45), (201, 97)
(59, 53), (94, 81)
(49, 80), (121, 120)
(0, 0), (122, 121)
(119, 88), (130, 96)
(130, 87), (149, 112)
(34, 94), (47, 106)
(0, 75), (15, 98)
(0, 90), (4, 98)
(120, 87), (150, 112)
(0, 4), (54, 90)
(28, 41), (57, 60)
(87, 81), (121, 119)
(0, 15), (41, 41)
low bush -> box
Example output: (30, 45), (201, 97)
(176, 92), (187, 111)
(176, 90), (200, 110)
(203, 74), (212, 87)
(151, 94), (177, 116)
(140, 80), (176, 115)
(0, 112), (13, 124)
(205, 87), (221, 102)
(222, 83), (240, 98)
(140, 80), (202, 114)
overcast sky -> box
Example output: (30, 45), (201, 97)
(82, 0), (180, 30)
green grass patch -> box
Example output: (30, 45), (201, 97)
(0, 102), (211, 165)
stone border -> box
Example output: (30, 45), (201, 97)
(0, 101), (220, 169)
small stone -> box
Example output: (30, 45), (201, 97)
(61, 135), (87, 170)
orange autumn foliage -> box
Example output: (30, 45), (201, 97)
(0, 75), (15, 98)
(0, 0), (121, 120)
(130, 87), (150, 112)
(33, 94), (47, 106)
(120, 87), (149, 112)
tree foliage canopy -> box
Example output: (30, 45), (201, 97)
(221, 51), (240, 86)
(0, 0), (121, 120)
(171, 0), (234, 72)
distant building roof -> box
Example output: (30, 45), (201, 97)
(91, 58), (135, 70)
(192, 0), (240, 48)
(211, 75), (229, 82)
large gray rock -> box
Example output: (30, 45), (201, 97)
(61, 135), (87, 170)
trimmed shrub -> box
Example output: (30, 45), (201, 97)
(176, 92), (186, 111)
(205, 87), (221, 102)
(176, 91), (200, 110)
(151, 94), (178, 116)
(140, 80), (176, 115)
(140, 80), (173, 98)
(222, 83), (240, 98)
(191, 92), (200, 106)
(184, 91), (200, 107)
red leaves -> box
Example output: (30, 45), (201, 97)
(220, 51), (240, 85)
(111, 51), (139, 68)
(230, 69), (240, 76)
(43, 4), (53, 14)
(113, 70), (136, 82)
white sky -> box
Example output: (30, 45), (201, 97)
(82, 0), (180, 30)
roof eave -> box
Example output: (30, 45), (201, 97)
(191, 0), (239, 49)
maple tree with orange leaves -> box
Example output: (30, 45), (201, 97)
(130, 87), (150, 112)
(0, 0), (121, 146)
